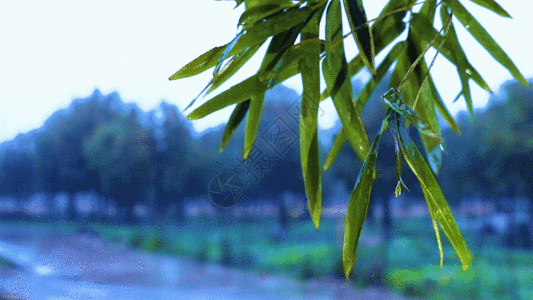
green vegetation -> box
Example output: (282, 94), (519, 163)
(170, 0), (529, 276)
(3, 216), (532, 299)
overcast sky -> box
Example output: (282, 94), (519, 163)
(1, 0), (532, 143)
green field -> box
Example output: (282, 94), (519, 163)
(3, 216), (532, 299)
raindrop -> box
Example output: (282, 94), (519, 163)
(465, 25), (470, 29)
(439, 144), (444, 151)
(465, 69), (472, 75)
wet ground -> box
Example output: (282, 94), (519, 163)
(0, 224), (411, 299)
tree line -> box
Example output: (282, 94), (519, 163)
(0, 77), (531, 222)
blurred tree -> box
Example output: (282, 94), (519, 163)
(151, 102), (193, 220)
(34, 90), (120, 220)
(84, 111), (157, 224)
(0, 150), (36, 200)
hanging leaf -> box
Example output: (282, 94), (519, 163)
(300, 9), (323, 230)
(220, 100), (251, 151)
(170, 4), (318, 81)
(467, 0), (511, 18)
(389, 114), (471, 270)
(343, 123), (384, 279)
(324, 129), (346, 171)
(343, 0), (375, 74)
(324, 0), (369, 161)
(243, 93), (265, 159)
(187, 75), (265, 120)
(207, 44), (262, 95)
(447, 0), (529, 86)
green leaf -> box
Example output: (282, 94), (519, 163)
(354, 41), (405, 115)
(239, 0), (295, 30)
(382, 88), (442, 143)
(213, 32), (242, 77)
(243, 93), (265, 159)
(343, 127), (383, 279)
(187, 75), (266, 120)
(169, 46), (225, 81)
(324, 0), (369, 162)
(343, 0), (375, 74)
(447, 0), (529, 86)
(258, 23), (308, 83)
(300, 9), (323, 230)
(170, 5), (318, 81)
(207, 44), (262, 94)
(468, 0), (511, 18)
(324, 129), (346, 171)
(220, 100), (250, 151)
(389, 114), (471, 271)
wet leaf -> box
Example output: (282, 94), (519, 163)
(467, 0), (511, 18)
(324, 0), (369, 161)
(324, 129), (346, 171)
(220, 100), (250, 151)
(343, 128), (383, 278)
(243, 93), (265, 159)
(447, 0), (529, 86)
(207, 44), (262, 95)
(343, 0), (375, 74)
(300, 10), (323, 230)
(170, 5), (318, 81)
(187, 75), (265, 120)
(389, 114), (471, 270)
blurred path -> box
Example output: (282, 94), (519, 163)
(0, 225), (409, 300)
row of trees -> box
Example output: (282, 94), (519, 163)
(0, 78), (531, 222)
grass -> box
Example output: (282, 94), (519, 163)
(2, 215), (532, 299)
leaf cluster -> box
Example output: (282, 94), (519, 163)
(170, 0), (528, 277)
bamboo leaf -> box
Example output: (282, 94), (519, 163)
(354, 41), (406, 115)
(300, 9), (323, 230)
(207, 44), (262, 94)
(447, 0), (529, 86)
(382, 88), (442, 143)
(324, 129), (346, 171)
(170, 5), (318, 81)
(169, 46), (225, 81)
(324, 0), (369, 161)
(468, 0), (511, 18)
(343, 128), (382, 278)
(243, 93), (265, 159)
(410, 13), (491, 94)
(220, 100), (250, 151)
(213, 32), (242, 77)
(239, 2), (292, 30)
(187, 75), (265, 120)
(389, 115), (471, 270)
(343, 0), (375, 74)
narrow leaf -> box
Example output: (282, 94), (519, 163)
(382, 88), (443, 143)
(207, 44), (262, 94)
(448, 0), (529, 86)
(468, 0), (511, 18)
(389, 115), (471, 270)
(187, 75), (265, 120)
(343, 129), (382, 278)
(300, 10), (323, 230)
(243, 93), (265, 159)
(220, 100), (250, 151)
(324, 0), (370, 161)
(343, 0), (375, 74)
(410, 13), (491, 94)
(170, 5), (318, 81)
(324, 129), (346, 171)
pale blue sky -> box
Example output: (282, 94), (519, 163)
(0, 0), (531, 143)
